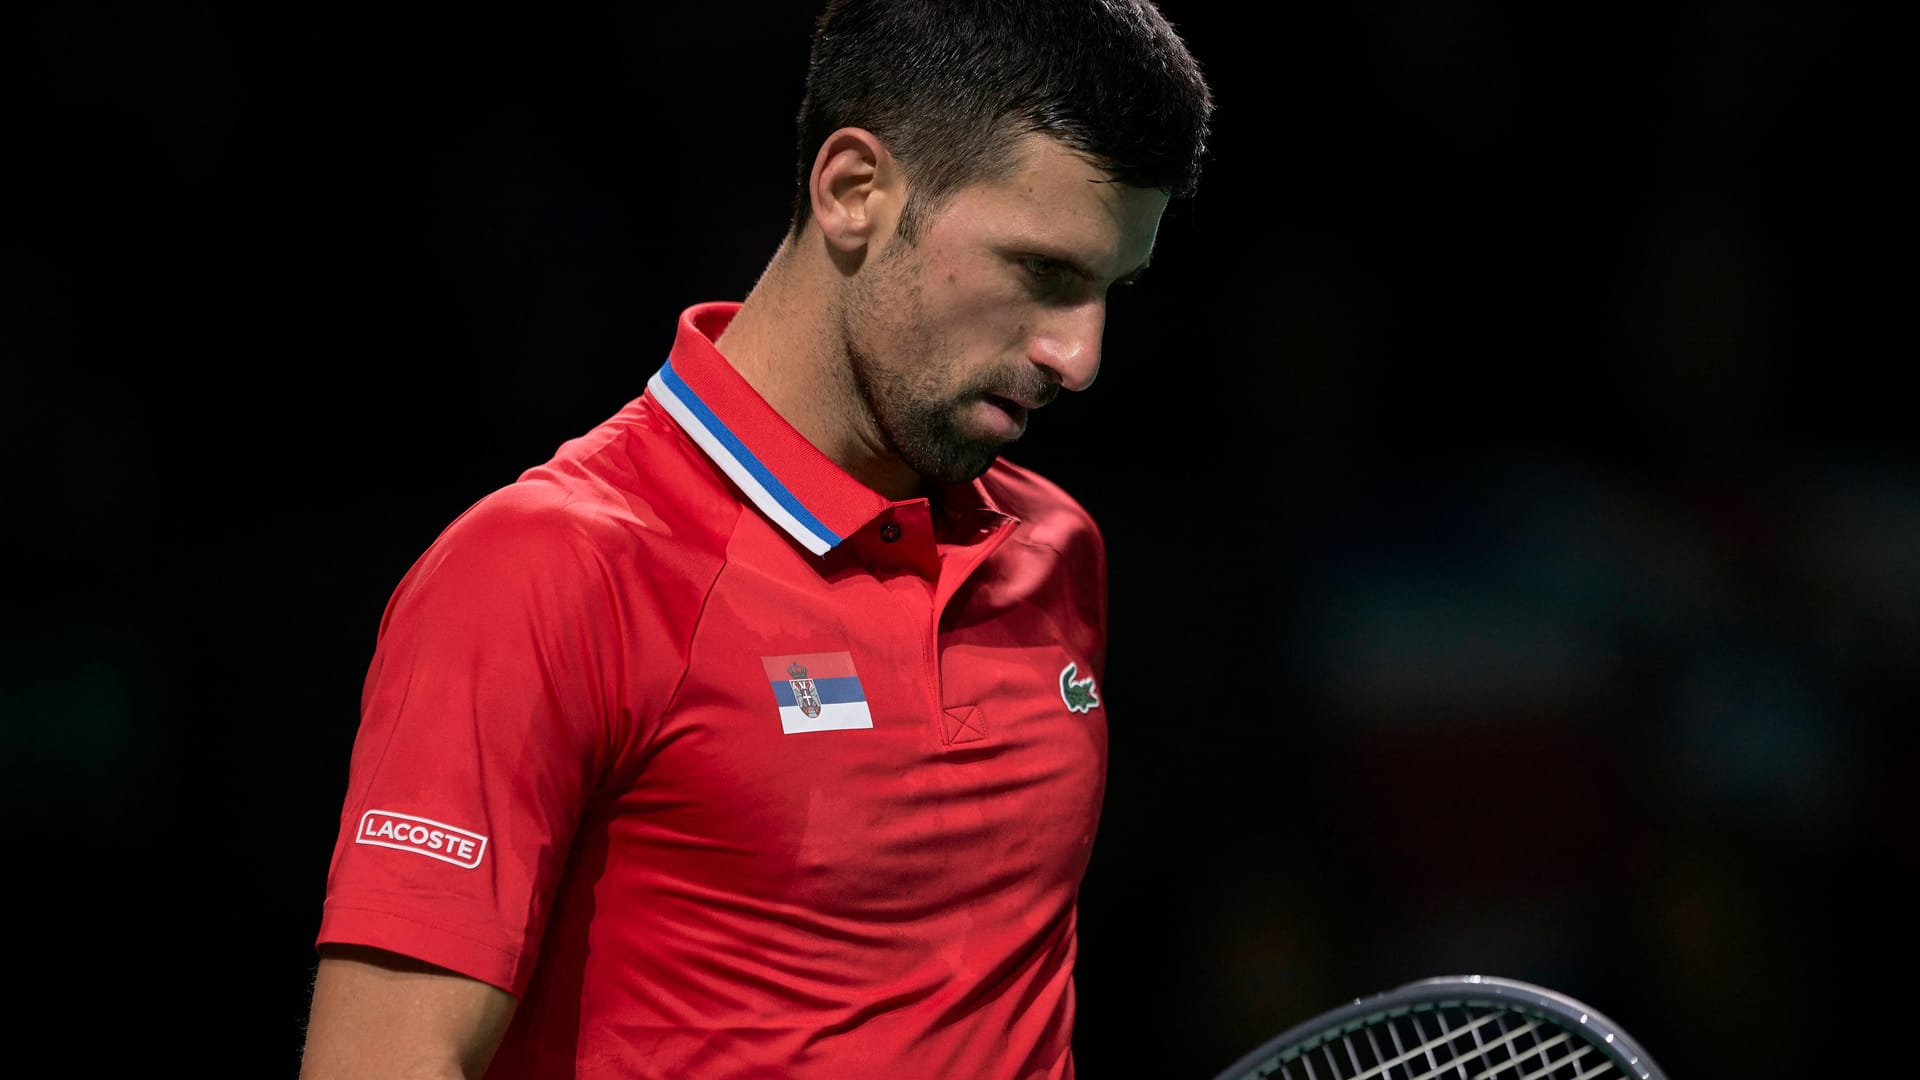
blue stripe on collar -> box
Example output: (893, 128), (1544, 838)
(649, 360), (844, 555)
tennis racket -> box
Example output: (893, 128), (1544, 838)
(1209, 974), (1666, 1080)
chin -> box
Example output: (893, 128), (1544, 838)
(907, 445), (1001, 486)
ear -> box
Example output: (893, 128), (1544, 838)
(807, 127), (903, 254)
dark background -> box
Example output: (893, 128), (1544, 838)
(6, 2), (1909, 1077)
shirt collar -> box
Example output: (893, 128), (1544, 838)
(647, 302), (899, 555)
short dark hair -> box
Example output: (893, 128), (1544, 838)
(790, 0), (1214, 239)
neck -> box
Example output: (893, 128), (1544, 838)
(714, 234), (923, 500)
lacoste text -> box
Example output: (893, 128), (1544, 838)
(356, 810), (488, 869)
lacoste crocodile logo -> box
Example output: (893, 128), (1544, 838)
(1059, 662), (1100, 714)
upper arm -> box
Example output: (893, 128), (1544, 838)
(316, 496), (636, 992)
(298, 944), (518, 1080)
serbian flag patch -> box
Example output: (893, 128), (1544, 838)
(762, 651), (873, 734)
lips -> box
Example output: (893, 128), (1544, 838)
(977, 395), (1029, 440)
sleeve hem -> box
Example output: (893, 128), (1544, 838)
(315, 902), (534, 997)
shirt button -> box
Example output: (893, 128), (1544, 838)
(879, 523), (901, 543)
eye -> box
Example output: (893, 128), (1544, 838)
(1014, 254), (1091, 304)
(1021, 256), (1064, 281)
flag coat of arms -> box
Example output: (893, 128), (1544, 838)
(760, 651), (873, 734)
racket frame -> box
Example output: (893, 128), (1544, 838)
(1208, 974), (1665, 1080)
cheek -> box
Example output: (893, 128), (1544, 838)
(920, 269), (1031, 353)
(846, 262), (920, 350)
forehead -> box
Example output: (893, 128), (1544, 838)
(928, 134), (1169, 273)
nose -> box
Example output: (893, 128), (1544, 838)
(1028, 300), (1106, 393)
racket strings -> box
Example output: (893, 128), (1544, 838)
(1260, 1006), (1626, 1080)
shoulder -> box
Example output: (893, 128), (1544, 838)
(386, 483), (626, 630)
(980, 458), (1110, 648)
(979, 458), (1105, 556)
(388, 397), (740, 617)
(429, 478), (619, 570)
(509, 393), (742, 550)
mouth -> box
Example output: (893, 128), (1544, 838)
(979, 394), (1030, 439)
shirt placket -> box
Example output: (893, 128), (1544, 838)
(850, 501), (1014, 750)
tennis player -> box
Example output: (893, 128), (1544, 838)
(298, 2), (1212, 1076)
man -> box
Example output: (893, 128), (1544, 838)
(298, 1), (1211, 1076)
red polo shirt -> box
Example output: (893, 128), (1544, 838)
(315, 302), (1110, 1079)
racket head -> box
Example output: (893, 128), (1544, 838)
(1208, 974), (1665, 1080)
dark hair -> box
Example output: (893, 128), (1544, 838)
(790, 0), (1214, 239)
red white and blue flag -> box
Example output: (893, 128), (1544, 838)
(761, 651), (873, 734)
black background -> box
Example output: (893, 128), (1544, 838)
(6, 2), (1909, 1077)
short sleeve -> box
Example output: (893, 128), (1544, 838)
(314, 488), (629, 995)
